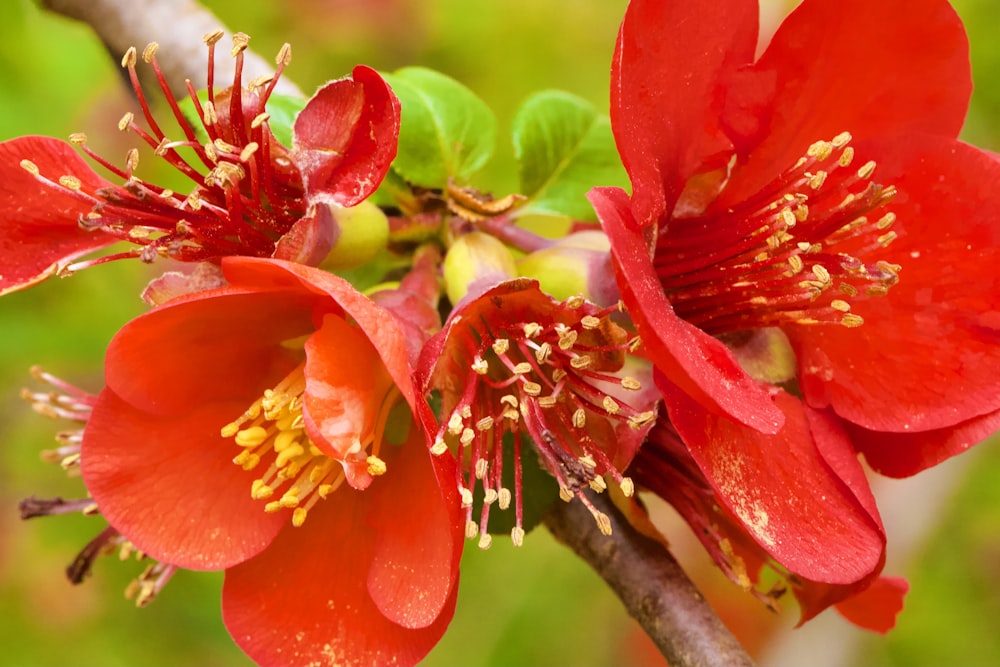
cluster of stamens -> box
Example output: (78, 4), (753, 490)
(221, 364), (387, 527)
(656, 132), (901, 334)
(17, 31), (302, 272)
(431, 298), (656, 548)
(18, 368), (177, 606)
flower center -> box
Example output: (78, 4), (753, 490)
(431, 299), (655, 547)
(17, 32), (302, 273)
(221, 363), (387, 527)
(655, 132), (900, 335)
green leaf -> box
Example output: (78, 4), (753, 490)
(265, 93), (306, 147)
(383, 67), (496, 187)
(472, 433), (560, 537)
(512, 90), (628, 221)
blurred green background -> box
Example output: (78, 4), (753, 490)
(1, 0), (999, 665)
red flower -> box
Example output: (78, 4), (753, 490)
(589, 0), (1000, 623)
(0, 31), (399, 296)
(79, 257), (462, 667)
(419, 279), (660, 545)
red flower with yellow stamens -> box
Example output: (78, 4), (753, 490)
(0, 31), (399, 296)
(589, 0), (1000, 621)
(420, 279), (659, 546)
(79, 257), (462, 667)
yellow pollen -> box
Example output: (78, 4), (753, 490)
(142, 42), (159, 62)
(366, 455), (387, 476)
(830, 299), (851, 312)
(476, 416), (495, 431)
(471, 357), (489, 375)
(832, 131), (852, 148)
(251, 112), (270, 129)
(512, 362), (532, 375)
(460, 487), (474, 508)
(276, 43), (292, 66)
(475, 458), (489, 479)
(602, 396), (621, 415)
(779, 208), (796, 228)
(231, 32), (250, 57)
(566, 295), (585, 309)
(570, 355), (592, 370)
(126, 149), (140, 171)
(572, 408), (586, 429)
(842, 313), (865, 328)
(787, 255), (804, 275)
(839, 283), (859, 297)
(234, 425), (268, 447)
(460, 427), (475, 445)
(118, 112), (134, 132)
(492, 338), (510, 355)
(534, 342), (552, 364)
(594, 512), (613, 536)
(876, 212), (896, 230)
(523, 322), (543, 338)
(511, 526), (526, 547)
(589, 476), (608, 492)
(58, 175), (82, 190)
(559, 487), (574, 502)
(811, 264), (831, 284)
(483, 488), (499, 505)
(19, 159), (39, 176)
(551, 368), (568, 383)
(838, 146), (855, 167)
(69, 133), (87, 144)
(857, 160), (877, 179)
(202, 29), (225, 46)
(239, 142), (260, 162)
(465, 520), (479, 539)
(877, 231), (898, 247)
(478, 533), (493, 550)
(620, 376), (641, 391)
(203, 102), (218, 126)
(628, 411), (656, 429)
(498, 488), (512, 510)
(522, 381), (542, 396)
(808, 171), (828, 190)
(806, 140), (833, 160)
(620, 477), (635, 497)
(558, 330), (578, 350)
(579, 454), (597, 469)
(581, 315), (601, 330)
(447, 413), (464, 435)
(121, 46), (137, 68)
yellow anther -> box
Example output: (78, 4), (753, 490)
(620, 376), (642, 391)
(876, 212), (896, 230)
(475, 458), (489, 480)
(251, 112), (270, 129)
(498, 488), (512, 510)
(500, 395), (518, 409)
(478, 533), (493, 550)
(602, 396), (621, 415)
(538, 395), (558, 408)
(832, 131), (852, 148)
(19, 159), (39, 176)
(126, 149), (140, 172)
(292, 507), (308, 527)
(69, 133), (87, 144)
(808, 170), (828, 190)
(566, 295), (585, 309)
(447, 412), (464, 435)
(465, 520), (479, 539)
(572, 408), (586, 429)
(273, 430), (298, 452)
(203, 101), (218, 126)
(570, 355), (592, 370)
(811, 264), (831, 284)
(274, 443), (304, 468)
(838, 146), (855, 167)
(214, 138), (238, 154)
(839, 283), (859, 297)
(551, 368), (567, 383)
(430, 437), (448, 456)
(483, 488), (498, 505)
(235, 426), (268, 447)
(534, 342), (552, 364)
(857, 160), (877, 179)
(461, 405), (473, 419)
(366, 455), (387, 476)
(794, 204), (809, 222)
(460, 427), (475, 445)
(239, 142), (260, 163)
(779, 208), (797, 228)
(471, 358), (489, 375)
(806, 140), (832, 161)
(460, 487), (474, 508)
(594, 511), (613, 536)
(231, 32), (250, 57)
(581, 315), (601, 330)
(830, 299), (851, 312)
(142, 42), (159, 62)
(559, 486), (574, 503)
(492, 339), (510, 355)
(620, 477), (635, 497)
(121, 46), (137, 68)
(476, 416), (495, 432)
(589, 476), (607, 492)
(558, 330), (578, 350)
(787, 255), (804, 275)
(523, 322), (543, 338)
(202, 29), (225, 45)
(58, 175), (82, 190)
(512, 362), (532, 375)
(276, 42), (292, 66)
(628, 411), (656, 429)
(522, 381), (542, 396)
(118, 112), (134, 131)
(579, 454), (597, 469)
(511, 526), (526, 547)
(841, 313), (865, 328)
(877, 231), (898, 247)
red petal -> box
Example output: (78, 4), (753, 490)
(302, 313), (396, 485)
(720, 0), (971, 205)
(222, 258), (418, 411)
(662, 381), (884, 583)
(835, 576), (909, 634)
(222, 435), (459, 667)
(365, 426), (461, 628)
(104, 288), (314, 416)
(81, 389), (286, 569)
(292, 65), (401, 207)
(849, 407), (1000, 478)
(611, 0), (758, 225)
(0, 137), (117, 295)
(591, 186), (783, 434)
(792, 137), (1000, 431)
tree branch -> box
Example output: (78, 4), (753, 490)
(544, 492), (756, 667)
(40, 0), (302, 98)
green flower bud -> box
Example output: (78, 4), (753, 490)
(443, 232), (518, 305)
(319, 200), (390, 271)
(516, 231), (617, 305)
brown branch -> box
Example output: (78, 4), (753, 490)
(544, 492), (756, 667)
(40, 0), (302, 98)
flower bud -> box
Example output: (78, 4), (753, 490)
(320, 200), (390, 271)
(516, 231), (618, 305)
(442, 232), (517, 305)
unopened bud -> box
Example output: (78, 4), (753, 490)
(516, 231), (617, 305)
(442, 232), (518, 305)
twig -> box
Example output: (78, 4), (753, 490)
(544, 491), (756, 667)
(40, 0), (302, 98)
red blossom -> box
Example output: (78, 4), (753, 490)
(79, 257), (462, 667)
(0, 32), (399, 296)
(419, 279), (660, 545)
(591, 0), (1000, 623)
